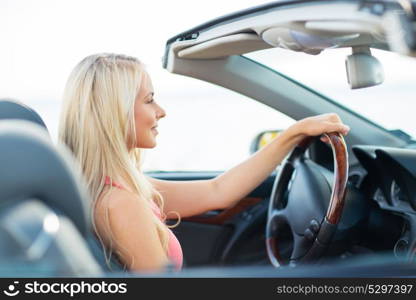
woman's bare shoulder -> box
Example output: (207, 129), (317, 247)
(94, 187), (158, 247)
(96, 187), (147, 215)
(94, 186), (169, 272)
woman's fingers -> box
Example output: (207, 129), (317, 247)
(333, 123), (350, 136)
(329, 113), (341, 122)
(320, 120), (350, 144)
(297, 113), (350, 139)
(324, 120), (350, 136)
(320, 135), (329, 143)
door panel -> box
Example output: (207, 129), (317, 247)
(171, 222), (232, 267)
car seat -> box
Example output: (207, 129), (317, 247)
(0, 99), (48, 131)
(0, 99), (129, 272)
(0, 120), (102, 276)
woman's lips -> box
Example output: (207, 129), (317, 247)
(151, 127), (158, 135)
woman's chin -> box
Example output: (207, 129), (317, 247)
(136, 142), (157, 149)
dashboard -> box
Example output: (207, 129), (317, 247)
(352, 145), (416, 260)
(353, 146), (416, 212)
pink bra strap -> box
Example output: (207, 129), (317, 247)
(104, 176), (124, 189)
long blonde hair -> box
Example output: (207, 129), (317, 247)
(58, 53), (178, 269)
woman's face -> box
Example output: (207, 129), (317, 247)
(133, 72), (166, 148)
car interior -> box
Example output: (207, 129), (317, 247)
(1, 0), (416, 277)
(160, 0), (416, 275)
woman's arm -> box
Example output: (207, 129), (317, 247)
(149, 113), (350, 218)
(147, 129), (297, 217)
(211, 113), (349, 209)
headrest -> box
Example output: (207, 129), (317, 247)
(0, 99), (48, 132)
(0, 120), (90, 235)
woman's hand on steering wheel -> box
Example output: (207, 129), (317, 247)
(290, 113), (350, 144)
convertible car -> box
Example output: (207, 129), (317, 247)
(1, 0), (416, 278)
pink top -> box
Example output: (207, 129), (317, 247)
(104, 176), (183, 271)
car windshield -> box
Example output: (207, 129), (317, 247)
(246, 48), (416, 139)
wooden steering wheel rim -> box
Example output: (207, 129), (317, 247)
(324, 132), (349, 224)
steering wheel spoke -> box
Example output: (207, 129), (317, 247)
(266, 211), (287, 267)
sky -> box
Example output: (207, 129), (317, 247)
(0, 0), (272, 101)
(0, 0), (282, 171)
(1, 0), (416, 171)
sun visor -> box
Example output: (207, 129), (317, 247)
(177, 33), (272, 59)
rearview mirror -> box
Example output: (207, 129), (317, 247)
(345, 46), (384, 89)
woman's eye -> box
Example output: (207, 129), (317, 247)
(147, 98), (154, 104)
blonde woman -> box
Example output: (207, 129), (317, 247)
(58, 53), (350, 274)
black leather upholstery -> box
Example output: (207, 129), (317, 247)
(0, 99), (48, 132)
(0, 120), (90, 236)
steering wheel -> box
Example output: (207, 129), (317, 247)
(266, 132), (348, 267)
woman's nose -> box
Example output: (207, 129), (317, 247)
(156, 104), (166, 119)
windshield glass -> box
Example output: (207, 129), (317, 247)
(246, 48), (416, 139)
